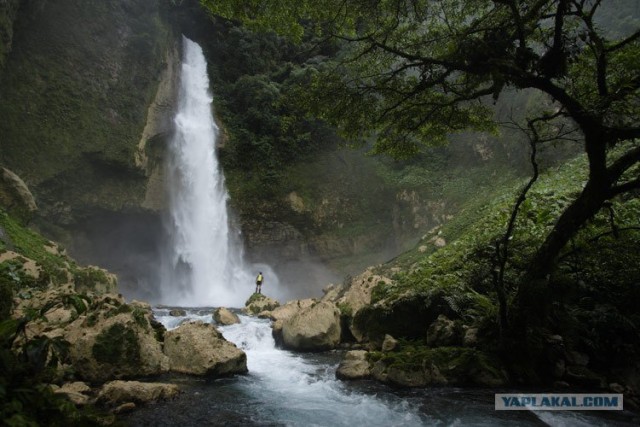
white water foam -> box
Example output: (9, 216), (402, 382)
(220, 315), (427, 426)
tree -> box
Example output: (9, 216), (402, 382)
(203, 1), (640, 322)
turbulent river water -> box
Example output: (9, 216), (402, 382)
(121, 308), (638, 427)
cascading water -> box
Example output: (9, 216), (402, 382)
(159, 37), (253, 307)
(126, 312), (636, 426)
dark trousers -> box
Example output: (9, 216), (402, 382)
(255, 283), (262, 294)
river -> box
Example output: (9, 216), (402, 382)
(121, 308), (638, 426)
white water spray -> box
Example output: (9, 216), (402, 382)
(159, 37), (255, 307)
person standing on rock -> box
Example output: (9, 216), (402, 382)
(255, 272), (264, 294)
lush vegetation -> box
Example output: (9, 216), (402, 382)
(0, 314), (103, 426)
(0, 1), (171, 217)
(201, 0), (640, 381)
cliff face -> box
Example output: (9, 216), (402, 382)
(0, 0), (177, 224)
(0, 0), (21, 69)
(0, 1), (518, 299)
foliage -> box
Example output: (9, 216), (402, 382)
(0, 262), (18, 320)
(204, 1), (640, 327)
(245, 292), (266, 306)
(368, 344), (505, 384)
(0, 313), (102, 426)
(92, 323), (141, 368)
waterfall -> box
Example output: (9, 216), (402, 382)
(159, 37), (252, 308)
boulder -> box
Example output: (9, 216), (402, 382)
(336, 350), (371, 380)
(169, 309), (186, 317)
(97, 380), (179, 406)
(426, 315), (462, 347)
(163, 321), (247, 376)
(268, 298), (315, 322)
(213, 307), (240, 326)
(335, 268), (383, 317)
(381, 334), (398, 352)
(281, 301), (341, 351)
(53, 381), (92, 406)
(66, 309), (169, 383)
(0, 167), (37, 223)
(373, 361), (448, 387)
(321, 283), (344, 302)
(244, 294), (280, 315)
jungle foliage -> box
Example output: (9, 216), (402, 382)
(202, 0), (640, 333)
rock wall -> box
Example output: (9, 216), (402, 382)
(0, 0), (177, 224)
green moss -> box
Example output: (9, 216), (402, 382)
(0, 210), (71, 286)
(0, 265), (15, 320)
(85, 313), (98, 328)
(337, 302), (352, 317)
(63, 293), (90, 315)
(245, 293), (266, 305)
(371, 345), (505, 384)
(92, 323), (140, 367)
(73, 268), (111, 293)
(132, 308), (148, 329)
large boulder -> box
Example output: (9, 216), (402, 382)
(97, 380), (179, 406)
(333, 268), (382, 315)
(66, 308), (170, 383)
(270, 299), (316, 345)
(163, 321), (247, 376)
(14, 291), (170, 383)
(269, 298), (315, 322)
(281, 301), (341, 351)
(213, 307), (240, 326)
(244, 294), (280, 315)
(0, 167), (37, 224)
(336, 350), (371, 380)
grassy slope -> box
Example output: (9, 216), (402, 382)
(364, 149), (640, 381)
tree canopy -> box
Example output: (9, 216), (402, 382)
(202, 0), (640, 329)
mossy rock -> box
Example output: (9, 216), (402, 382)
(370, 346), (507, 387)
(244, 293), (279, 315)
(352, 290), (455, 343)
(92, 323), (141, 368)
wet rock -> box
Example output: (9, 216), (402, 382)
(169, 309), (186, 317)
(381, 334), (398, 352)
(213, 307), (240, 325)
(98, 380), (179, 406)
(163, 320), (247, 376)
(336, 350), (371, 380)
